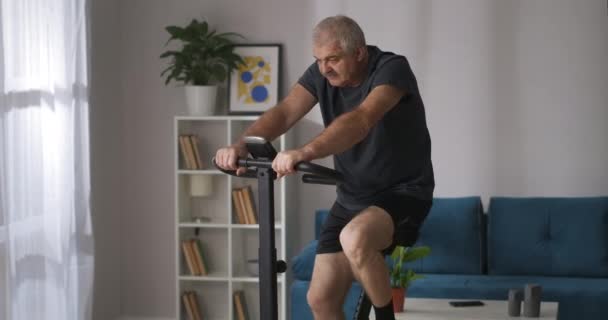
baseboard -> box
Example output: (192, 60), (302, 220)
(117, 316), (174, 320)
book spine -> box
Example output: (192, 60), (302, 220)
(182, 291), (195, 320)
(190, 135), (203, 169)
(233, 290), (246, 320)
(242, 186), (257, 224)
(184, 135), (197, 170)
(191, 238), (208, 276)
(179, 136), (193, 170)
(181, 240), (198, 275)
(188, 291), (203, 320)
(239, 290), (250, 320)
(236, 188), (251, 224)
(232, 188), (247, 224)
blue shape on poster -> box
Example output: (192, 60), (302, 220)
(251, 85), (268, 102)
(241, 71), (253, 83)
(258, 60), (265, 68)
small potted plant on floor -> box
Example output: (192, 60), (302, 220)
(160, 18), (244, 115)
(389, 245), (431, 313)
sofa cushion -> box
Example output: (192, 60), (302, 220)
(488, 197), (608, 277)
(405, 197), (485, 274)
(292, 240), (318, 280)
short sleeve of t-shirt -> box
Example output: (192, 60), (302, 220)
(297, 62), (320, 98)
(370, 56), (416, 96)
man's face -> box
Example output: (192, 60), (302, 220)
(313, 40), (363, 87)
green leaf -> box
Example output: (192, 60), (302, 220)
(402, 246), (431, 263)
(410, 274), (425, 281)
(165, 26), (183, 37)
(387, 245), (432, 288)
(200, 21), (209, 35)
(160, 65), (174, 77)
(160, 50), (179, 58)
(204, 30), (217, 40)
(390, 246), (405, 261)
(211, 64), (227, 82)
(159, 18), (244, 86)
(163, 26), (184, 46)
(215, 32), (245, 39)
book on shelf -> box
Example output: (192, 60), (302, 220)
(181, 240), (198, 275)
(178, 134), (203, 170)
(182, 291), (203, 320)
(237, 188), (251, 224)
(187, 135), (198, 170)
(231, 186), (258, 224)
(182, 291), (195, 320)
(189, 135), (203, 169)
(232, 188), (247, 224)
(179, 135), (193, 170)
(188, 291), (203, 320)
(233, 290), (250, 320)
(181, 238), (208, 276)
(190, 238), (208, 276)
(242, 185), (258, 224)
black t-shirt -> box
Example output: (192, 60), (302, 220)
(298, 45), (434, 210)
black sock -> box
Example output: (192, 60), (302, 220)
(373, 299), (395, 320)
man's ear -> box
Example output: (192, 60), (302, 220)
(355, 46), (367, 61)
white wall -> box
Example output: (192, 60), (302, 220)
(0, 230), (5, 320)
(115, 0), (313, 318)
(90, 0), (608, 318)
(90, 0), (123, 319)
(490, 1), (608, 197)
(301, 0), (608, 206)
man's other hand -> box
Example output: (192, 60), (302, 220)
(215, 144), (248, 176)
(272, 149), (309, 179)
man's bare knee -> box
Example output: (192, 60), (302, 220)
(307, 275), (347, 316)
(340, 225), (369, 269)
(307, 288), (341, 315)
(307, 252), (353, 317)
(340, 207), (393, 268)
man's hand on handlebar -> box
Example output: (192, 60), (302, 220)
(215, 144), (248, 176)
(272, 149), (310, 179)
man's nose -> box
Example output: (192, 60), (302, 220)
(319, 61), (328, 73)
(321, 63), (333, 75)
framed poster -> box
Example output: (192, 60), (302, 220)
(228, 44), (281, 114)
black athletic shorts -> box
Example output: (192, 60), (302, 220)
(316, 193), (432, 255)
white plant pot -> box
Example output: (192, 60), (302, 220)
(185, 85), (218, 115)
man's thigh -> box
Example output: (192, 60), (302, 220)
(342, 206), (394, 252)
(342, 194), (433, 254)
(308, 252), (355, 302)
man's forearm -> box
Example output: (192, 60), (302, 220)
(301, 109), (371, 160)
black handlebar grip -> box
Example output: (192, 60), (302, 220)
(211, 157), (257, 178)
(296, 162), (344, 182)
(302, 174), (339, 185)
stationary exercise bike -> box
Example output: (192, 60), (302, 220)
(213, 136), (375, 320)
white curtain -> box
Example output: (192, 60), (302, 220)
(0, 0), (93, 319)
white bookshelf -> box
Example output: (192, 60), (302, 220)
(174, 116), (287, 320)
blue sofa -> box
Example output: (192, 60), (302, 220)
(290, 196), (608, 320)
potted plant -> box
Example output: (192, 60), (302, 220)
(160, 18), (244, 115)
(389, 245), (431, 313)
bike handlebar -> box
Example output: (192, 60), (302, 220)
(212, 157), (344, 185)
